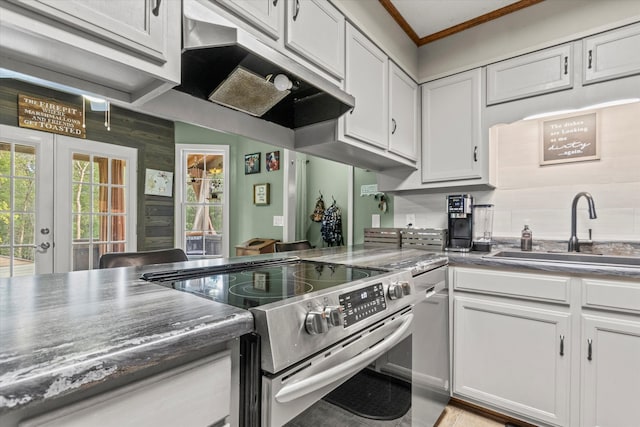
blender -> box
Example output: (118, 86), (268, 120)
(472, 204), (494, 252)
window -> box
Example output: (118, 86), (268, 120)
(176, 145), (229, 258)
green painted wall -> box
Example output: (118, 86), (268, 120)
(304, 156), (349, 248)
(174, 122), (284, 255)
(353, 168), (394, 244)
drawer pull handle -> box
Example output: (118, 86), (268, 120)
(293, 0), (300, 21)
(563, 56), (568, 75)
(560, 335), (565, 356)
(588, 50), (593, 69)
(587, 338), (593, 361)
(152, 0), (161, 16)
(473, 146), (478, 162)
(273, 0), (278, 6)
(391, 118), (397, 135)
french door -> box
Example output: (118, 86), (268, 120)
(0, 125), (137, 276)
(0, 125), (53, 276)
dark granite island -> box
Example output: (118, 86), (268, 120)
(0, 262), (254, 427)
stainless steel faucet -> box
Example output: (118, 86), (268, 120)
(568, 192), (597, 252)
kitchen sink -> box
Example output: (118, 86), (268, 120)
(488, 251), (640, 267)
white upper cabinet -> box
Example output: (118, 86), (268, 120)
(1, 0), (180, 104)
(285, 0), (345, 79)
(216, 0), (282, 39)
(583, 22), (640, 84)
(7, 0), (171, 63)
(421, 68), (483, 183)
(344, 23), (388, 149)
(486, 44), (573, 105)
(389, 62), (418, 161)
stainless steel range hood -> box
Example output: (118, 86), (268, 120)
(179, 0), (354, 129)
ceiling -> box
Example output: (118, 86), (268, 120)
(380, 0), (544, 45)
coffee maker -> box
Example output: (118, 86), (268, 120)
(446, 194), (473, 252)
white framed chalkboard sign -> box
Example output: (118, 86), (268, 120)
(540, 112), (600, 165)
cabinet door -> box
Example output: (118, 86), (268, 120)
(217, 0), (281, 39)
(8, 0), (169, 62)
(285, 0), (344, 79)
(389, 62), (418, 161)
(454, 296), (570, 426)
(421, 69), (482, 183)
(581, 315), (640, 427)
(486, 44), (573, 105)
(344, 23), (388, 149)
(583, 23), (640, 84)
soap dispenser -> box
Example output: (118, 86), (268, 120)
(521, 225), (533, 251)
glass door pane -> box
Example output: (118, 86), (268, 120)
(0, 127), (54, 277)
(70, 152), (128, 270)
(183, 151), (226, 257)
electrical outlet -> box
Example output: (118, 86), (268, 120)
(371, 214), (380, 228)
(273, 216), (284, 227)
(406, 214), (415, 226)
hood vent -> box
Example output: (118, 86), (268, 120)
(179, 0), (354, 129)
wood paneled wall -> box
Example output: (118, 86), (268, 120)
(0, 79), (176, 250)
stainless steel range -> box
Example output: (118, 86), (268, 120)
(142, 254), (447, 426)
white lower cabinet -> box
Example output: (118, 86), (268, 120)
(580, 314), (640, 427)
(452, 267), (640, 427)
(453, 296), (570, 426)
(20, 352), (231, 427)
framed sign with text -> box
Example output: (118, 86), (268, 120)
(540, 112), (599, 165)
(18, 94), (86, 138)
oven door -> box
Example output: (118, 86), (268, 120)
(262, 308), (414, 427)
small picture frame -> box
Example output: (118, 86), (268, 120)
(253, 272), (269, 291)
(144, 169), (173, 197)
(253, 183), (270, 205)
(244, 153), (260, 174)
(266, 151), (280, 171)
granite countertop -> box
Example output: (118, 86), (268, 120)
(1, 243), (638, 422)
(445, 238), (640, 280)
(0, 260), (254, 420)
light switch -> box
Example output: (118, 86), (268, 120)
(371, 214), (380, 228)
(273, 216), (284, 227)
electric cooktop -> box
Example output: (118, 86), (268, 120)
(141, 259), (388, 310)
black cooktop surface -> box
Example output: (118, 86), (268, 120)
(142, 259), (388, 310)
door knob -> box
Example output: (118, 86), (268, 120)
(41, 228), (50, 235)
(39, 242), (51, 250)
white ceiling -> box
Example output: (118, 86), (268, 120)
(389, 0), (521, 38)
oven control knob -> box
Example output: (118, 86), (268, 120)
(400, 281), (412, 296)
(388, 282), (404, 300)
(305, 311), (328, 335)
(324, 306), (343, 327)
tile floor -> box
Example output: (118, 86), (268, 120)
(285, 400), (504, 427)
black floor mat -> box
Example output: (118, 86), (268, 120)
(322, 369), (411, 420)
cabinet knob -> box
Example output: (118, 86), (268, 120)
(273, 0), (278, 6)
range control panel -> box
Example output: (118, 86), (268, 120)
(339, 283), (386, 327)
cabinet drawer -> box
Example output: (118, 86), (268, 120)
(453, 267), (570, 303)
(21, 352), (231, 427)
(582, 277), (640, 314)
(583, 22), (640, 84)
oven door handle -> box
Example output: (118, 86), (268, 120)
(275, 313), (414, 403)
